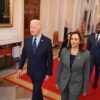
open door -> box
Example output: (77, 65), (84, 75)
(24, 0), (40, 39)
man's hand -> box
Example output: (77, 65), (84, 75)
(17, 69), (22, 78)
(44, 75), (50, 81)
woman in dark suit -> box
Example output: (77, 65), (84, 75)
(56, 31), (90, 100)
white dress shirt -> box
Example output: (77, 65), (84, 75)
(95, 33), (100, 41)
(32, 33), (42, 47)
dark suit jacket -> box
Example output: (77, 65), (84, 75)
(56, 48), (90, 95)
(19, 34), (53, 80)
(87, 33), (100, 66)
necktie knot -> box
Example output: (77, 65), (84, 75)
(34, 38), (36, 41)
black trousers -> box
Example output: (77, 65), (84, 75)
(90, 55), (100, 85)
(94, 66), (100, 85)
(31, 77), (44, 100)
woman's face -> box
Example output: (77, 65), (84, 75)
(71, 34), (80, 48)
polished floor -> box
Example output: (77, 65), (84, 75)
(0, 47), (59, 100)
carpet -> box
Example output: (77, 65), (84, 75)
(3, 56), (100, 100)
(3, 56), (61, 100)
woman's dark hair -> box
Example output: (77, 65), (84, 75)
(59, 32), (72, 50)
(68, 31), (85, 52)
(59, 32), (72, 57)
(63, 32), (72, 44)
(96, 22), (100, 27)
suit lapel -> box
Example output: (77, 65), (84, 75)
(98, 40), (100, 45)
(35, 35), (44, 55)
(64, 49), (70, 70)
(71, 51), (81, 69)
(97, 37), (100, 46)
(29, 36), (33, 55)
(93, 33), (97, 46)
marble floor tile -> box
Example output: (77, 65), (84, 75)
(0, 86), (16, 100)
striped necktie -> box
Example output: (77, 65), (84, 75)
(32, 38), (37, 55)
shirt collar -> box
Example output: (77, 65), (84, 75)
(36, 33), (42, 40)
(32, 33), (42, 46)
(95, 33), (100, 40)
(33, 33), (42, 40)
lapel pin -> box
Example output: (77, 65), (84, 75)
(78, 57), (80, 59)
(41, 40), (44, 42)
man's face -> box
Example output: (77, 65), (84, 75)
(96, 25), (100, 34)
(30, 20), (41, 36)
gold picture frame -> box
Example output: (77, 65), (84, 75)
(0, 0), (13, 27)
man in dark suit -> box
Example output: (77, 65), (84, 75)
(87, 22), (100, 89)
(18, 19), (53, 100)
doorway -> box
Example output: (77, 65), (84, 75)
(24, 0), (40, 39)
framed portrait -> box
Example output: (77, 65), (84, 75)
(0, 0), (13, 27)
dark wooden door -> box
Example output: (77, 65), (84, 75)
(24, 0), (40, 38)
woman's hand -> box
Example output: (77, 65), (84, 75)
(55, 84), (59, 89)
(82, 92), (87, 96)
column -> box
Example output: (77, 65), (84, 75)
(58, 0), (67, 41)
(40, 0), (60, 42)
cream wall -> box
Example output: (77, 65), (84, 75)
(40, 0), (60, 41)
(58, 0), (67, 41)
(91, 0), (100, 32)
(0, 0), (24, 45)
(40, 0), (75, 42)
(0, 0), (99, 46)
(65, 0), (74, 31)
(40, 0), (69, 41)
